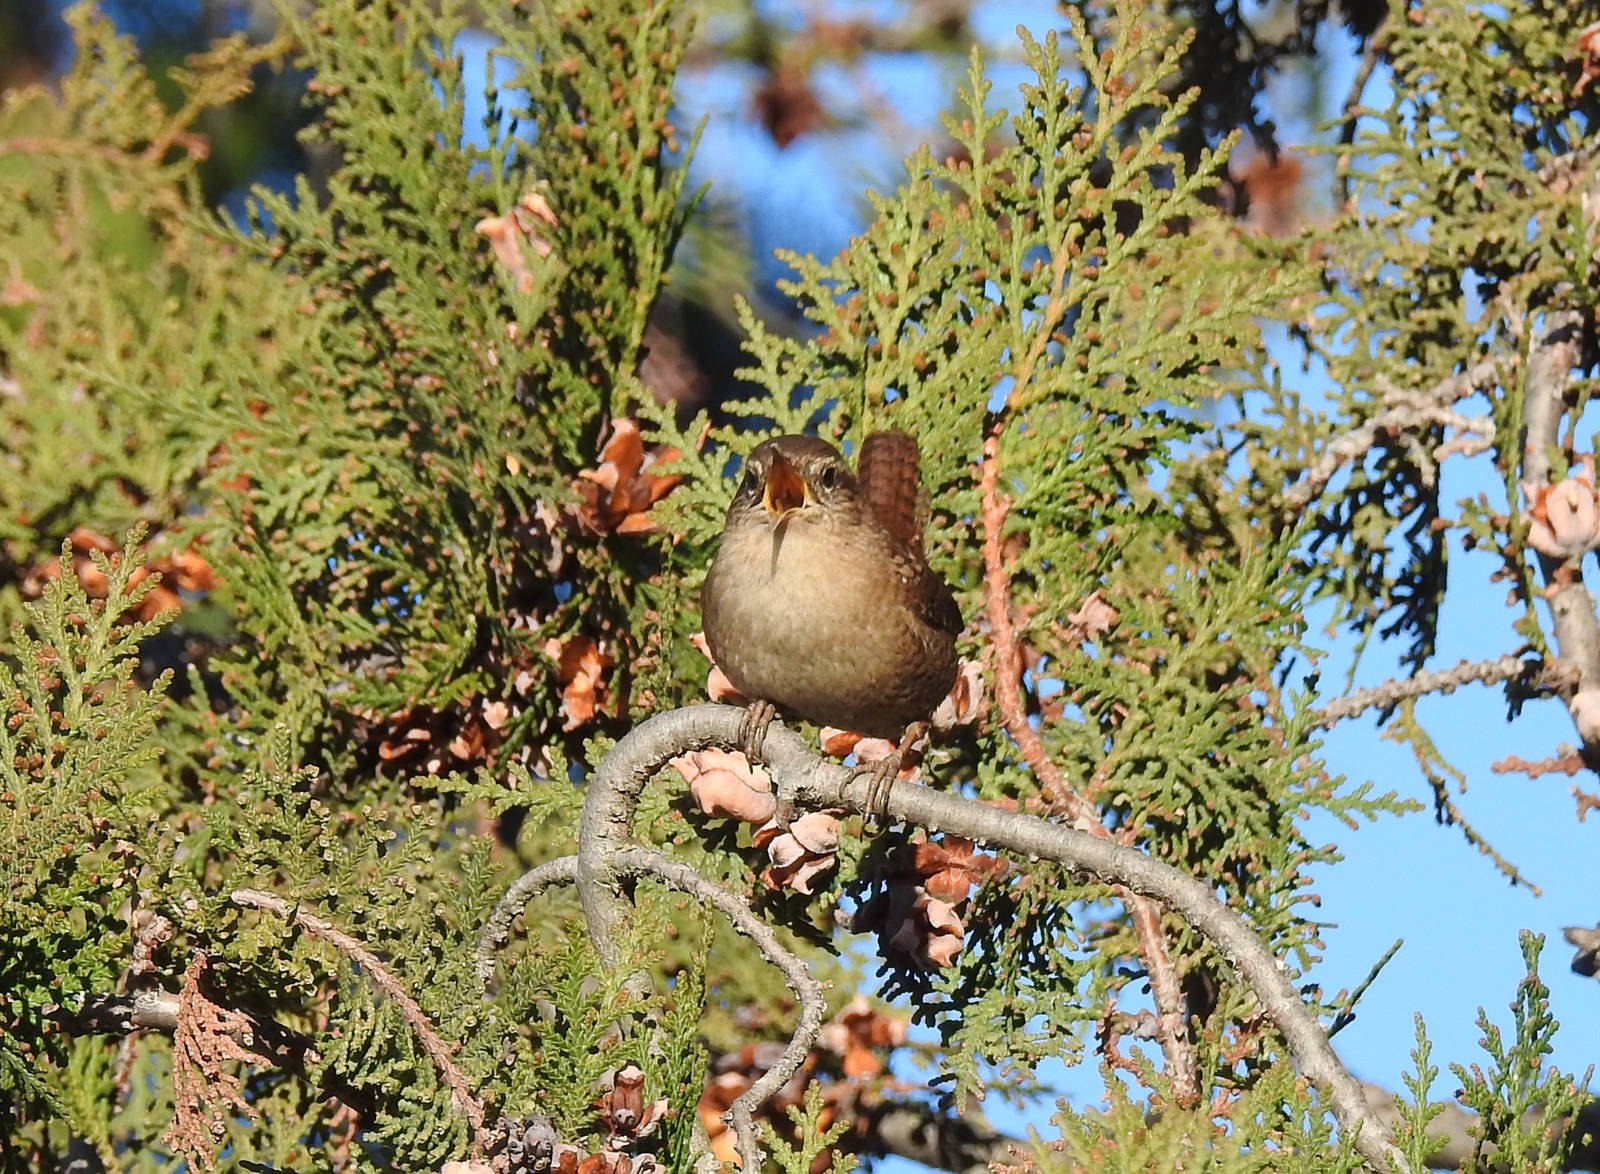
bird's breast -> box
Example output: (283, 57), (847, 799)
(702, 517), (957, 738)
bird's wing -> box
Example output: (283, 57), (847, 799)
(888, 546), (963, 636)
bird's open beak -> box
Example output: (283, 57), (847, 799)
(762, 452), (809, 521)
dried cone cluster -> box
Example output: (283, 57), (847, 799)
(433, 185), (694, 774)
(20, 526), (217, 622)
(856, 835), (1008, 969)
(572, 419), (684, 538)
(671, 746), (841, 895)
(473, 1066), (666, 1174)
(1575, 19), (1600, 96)
(474, 190), (559, 293)
(360, 697), (517, 777)
(1523, 456), (1600, 561)
(359, 414), (683, 777)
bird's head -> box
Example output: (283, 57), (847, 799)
(732, 435), (859, 529)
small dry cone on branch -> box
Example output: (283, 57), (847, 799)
(672, 745), (842, 893)
(362, 695), (516, 776)
(856, 834), (1009, 970)
(21, 526), (218, 621)
(683, 634), (988, 905)
(1573, 19), (1600, 96)
(475, 190), (559, 293)
(571, 419), (683, 537)
(817, 996), (908, 1080)
(1522, 456), (1600, 560)
(672, 747), (777, 824)
(543, 634), (615, 732)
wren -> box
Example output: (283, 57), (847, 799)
(700, 431), (961, 807)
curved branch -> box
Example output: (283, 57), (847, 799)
(610, 847), (826, 1171)
(603, 704), (1409, 1174)
(478, 844), (825, 1171)
(575, 709), (742, 972)
(475, 855), (581, 986)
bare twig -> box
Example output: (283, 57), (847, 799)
(230, 888), (487, 1145)
(1311, 655), (1550, 728)
(1282, 364), (1501, 514)
(1491, 752), (1586, 778)
(978, 429), (1199, 1106)
(611, 847), (826, 1170)
(477, 848), (826, 1171)
(1335, 28), (1391, 205)
(475, 855), (581, 986)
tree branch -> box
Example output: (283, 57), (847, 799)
(610, 847), (826, 1169)
(854, 1096), (1018, 1172)
(1311, 655), (1560, 728)
(593, 704), (1409, 1174)
(1281, 363), (1502, 514)
(44, 991), (375, 1117)
(479, 848), (826, 1171)
(230, 888), (487, 1146)
(475, 855), (581, 986)
(1520, 308), (1600, 754)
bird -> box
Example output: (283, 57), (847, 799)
(700, 430), (962, 814)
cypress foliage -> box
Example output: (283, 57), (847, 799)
(1, 0), (1591, 1171)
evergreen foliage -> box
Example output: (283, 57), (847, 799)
(1, 0), (1594, 1170)
(1, 533), (170, 1114)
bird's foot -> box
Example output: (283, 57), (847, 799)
(773, 775), (798, 830)
(737, 698), (778, 763)
(852, 757), (899, 829)
(853, 722), (929, 827)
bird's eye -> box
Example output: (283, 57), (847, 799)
(818, 465), (840, 491)
(739, 466), (760, 496)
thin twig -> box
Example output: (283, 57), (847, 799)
(478, 850), (825, 1169)
(1329, 938), (1403, 1038)
(978, 429), (1198, 1105)
(1418, 764), (1542, 895)
(230, 888), (487, 1145)
(475, 855), (581, 986)
(1310, 655), (1546, 728)
(1282, 379), (1499, 514)
(1335, 28), (1391, 206)
(611, 847), (826, 1171)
